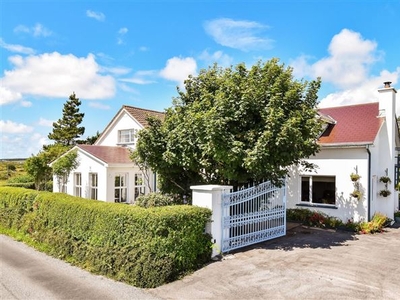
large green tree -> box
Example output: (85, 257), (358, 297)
(48, 92), (85, 146)
(134, 59), (322, 195)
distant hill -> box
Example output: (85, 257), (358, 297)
(0, 158), (27, 162)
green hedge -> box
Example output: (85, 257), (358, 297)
(135, 192), (176, 208)
(0, 187), (212, 288)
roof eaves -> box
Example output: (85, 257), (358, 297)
(319, 142), (374, 149)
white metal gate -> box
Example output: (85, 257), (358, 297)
(221, 181), (286, 252)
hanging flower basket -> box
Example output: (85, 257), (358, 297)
(350, 190), (362, 200)
(379, 176), (391, 184)
(350, 173), (361, 182)
(379, 189), (391, 197)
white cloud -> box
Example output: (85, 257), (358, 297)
(88, 102), (111, 110)
(0, 38), (35, 54)
(289, 29), (400, 112)
(32, 23), (52, 37)
(318, 68), (400, 109)
(199, 50), (233, 67)
(117, 27), (128, 45)
(102, 66), (131, 75)
(86, 10), (105, 21)
(1, 130), (50, 158)
(14, 23), (52, 37)
(291, 29), (381, 89)
(204, 18), (274, 52)
(120, 70), (157, 85)
(118, 82), (139, 94)
(0, 86), (23, 105)
(1, 52), (116, 103)
(118, 27), (128, 35)
(159, 57), (197, 86)
(13, 25), (30, 34)
(38, 118), (54, 127)
(0, 120), (34, 133)
(139, 46), (149, 52)
(20, 100), (32, 107)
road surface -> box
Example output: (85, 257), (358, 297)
(0, 235), (159, 300)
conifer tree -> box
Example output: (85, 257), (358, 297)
(48, 92), (85, 146)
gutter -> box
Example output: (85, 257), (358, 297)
(320, 142), (374, 149)
(366, 146), (372, 222)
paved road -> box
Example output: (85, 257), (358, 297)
(0, 235), (159, 300)
(2, 224), (400, 300)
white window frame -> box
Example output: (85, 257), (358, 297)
(115, 173), (128, 203)
(89, 173), (98, 200)
(301, 175), (336, 205)
(134, 173), (146, 201)
(61, 174), (68, 193)
(118, 129), (138, 144)
(74, 172), (82, 197)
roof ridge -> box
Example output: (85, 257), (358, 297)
(318, 101), (378, 110)
(123, 105), (165, 114)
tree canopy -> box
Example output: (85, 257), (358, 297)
(134, 59), (322, 195)
(52, 149), (79, 192)
(25, 144), (69, 190)
(48, 92), (85, 146)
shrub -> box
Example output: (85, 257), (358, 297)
(6, 174), (35, 189)
(359, 213), (390, 234)
(287, 208), (343, 229)
(135, 192), (176, 208)
(0, 187), (212, 288)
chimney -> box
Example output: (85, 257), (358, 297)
(384, 81), (392, 88)
(378, 82), (396, 118)
(378, 80), (397, 175)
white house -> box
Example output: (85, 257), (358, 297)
(51, 105), (164, 204)
(53, 83), (399, 222)
(287, 82), (399, 222)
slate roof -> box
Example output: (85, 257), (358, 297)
(123, 105), (165, 128)
(317, 102), (382, 146)
(77, 145), (133, 164)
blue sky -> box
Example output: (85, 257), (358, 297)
(1, 0), (400, 159)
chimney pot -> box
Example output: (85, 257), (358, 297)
(384, 81), (392, 88)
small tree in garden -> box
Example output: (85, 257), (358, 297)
(134, 58), (322, 195)
(51, 150), (79, 192)
(25, 144), (69, 190)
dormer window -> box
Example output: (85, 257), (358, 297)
(316, 112), (336, 138)
(118, 129), (138, 144)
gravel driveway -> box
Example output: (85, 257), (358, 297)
(2, 224), (400, 300)
(149, 223), (400, 300)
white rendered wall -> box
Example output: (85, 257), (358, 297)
(287, 147), (369, 222)
(96, 111), (143, 148)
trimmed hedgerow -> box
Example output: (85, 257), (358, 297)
(0, 187), (212, 288)
(135, 192), (176, 208)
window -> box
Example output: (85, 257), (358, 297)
(89, 173), (98, 200)
(61, 175), (68, 193)
(74, 173), (82, 197)
(115, 174), (127, 203)
(301, 176), (336, 205)
(118, 129), (138, 144)
(134, 173), (146, 200)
